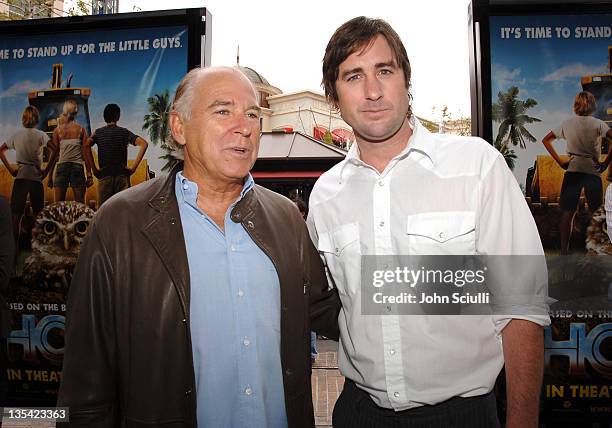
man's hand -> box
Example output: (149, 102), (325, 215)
(8, 166), (18, 177)
(85, 175), (94, 188)
(502, 319), (544, 428)
(47, 176), (54, 188)
(558, 160), (569, 170)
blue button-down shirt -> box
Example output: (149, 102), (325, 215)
(175, 172), (287, 428)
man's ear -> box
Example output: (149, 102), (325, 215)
(169, 112), (187, 147)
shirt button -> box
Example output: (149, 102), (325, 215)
(394, 391), (400, 398)
(245, 387), (253, 396)
(439, 231), (445, 239)
(243, 338), (251, 346)
(379, 220), (385, 227)
(389, 349), (396, 356)
(378, 180), (384, 186)
(231, 245), (236, 251)
(185, 389), (192, 396)
(183, 184), (188, 190)
(238, 289), (244, 297)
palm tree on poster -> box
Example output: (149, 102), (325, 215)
(492, 86), (541, 150)
(494, 140), (518, 170)
(142, 90), (182, 172)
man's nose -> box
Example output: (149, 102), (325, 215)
(234, 114), (253, 137)
(364, 76), (383, 101)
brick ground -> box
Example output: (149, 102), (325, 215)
(312, 344), (344, 428)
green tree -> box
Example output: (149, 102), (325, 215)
(494, 141), (518, 170)
(430, 105), (471, 136)
(66, 0), (89, 16)
(143, 90), (170, 145)
(492, 86), (541, 149)
(323, 130), (333, 145)
(142, 89), (181, 172)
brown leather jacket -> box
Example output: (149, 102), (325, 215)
(57, 166), (340, 427)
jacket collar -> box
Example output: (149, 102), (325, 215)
(142, 161), (190, 318)
(150, 162), (258, 216)
(148, 161), (184, 213)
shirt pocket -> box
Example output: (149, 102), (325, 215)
(405, 211), (476, 255)
(317, 222), (361, 296)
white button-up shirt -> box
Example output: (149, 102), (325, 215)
(307, 117), (550, 411)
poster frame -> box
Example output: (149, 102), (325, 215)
(468, 0), (612, 142)
(0, 7), (212, 70)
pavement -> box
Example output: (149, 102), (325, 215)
(312, 338), (343, 428)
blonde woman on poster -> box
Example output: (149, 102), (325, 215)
(541, 91), (612, 253)
(46, 100), (94, 203)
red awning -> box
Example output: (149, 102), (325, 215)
(251, 171), (322, 178)
(332, 128), (354, 143)
(313, 126), (327, 141)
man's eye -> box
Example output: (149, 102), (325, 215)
(247, 112), (260, 119)
(346, 74), (360, 82)
(380, 69), (393, 75)
(216, 110), (229, 115)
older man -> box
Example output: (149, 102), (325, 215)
(58, 66), (340, 427)
(307, 17), (549, 428)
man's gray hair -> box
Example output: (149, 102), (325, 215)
(167, 67), (206, 151)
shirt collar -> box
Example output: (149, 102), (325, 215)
(339, 116), (439, 181)
(401, 116), (438, 165)
(175, 171), (254, 211)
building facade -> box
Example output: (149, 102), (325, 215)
(1, 0), (64, 19)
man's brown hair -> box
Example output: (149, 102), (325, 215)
(22, 105), (40, 128)
(573, 91), (596, 116)
(322, 16), (412, 116)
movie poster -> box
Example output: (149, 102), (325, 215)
(490, 13), (611, 427)
(0, 24), (188, 404)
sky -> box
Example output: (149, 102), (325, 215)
(490, 13), (612, 184)
(118, 0), (473, 121)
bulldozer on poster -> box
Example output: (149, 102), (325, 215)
(0, 64), (149, 209)
(525, 47), (611, 250)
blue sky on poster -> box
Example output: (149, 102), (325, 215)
(118, 0), (473, 120)
(0, 26), (187, 174)
(490, 14), (612, 185)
